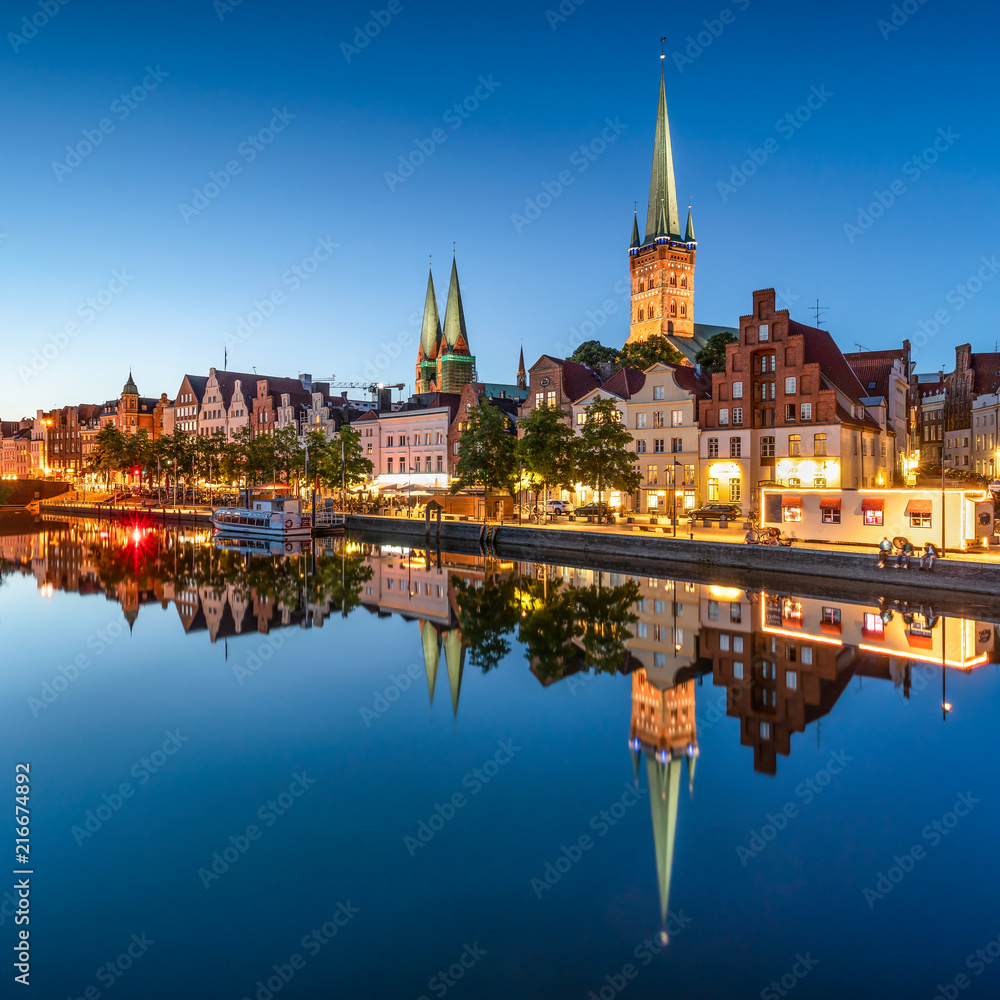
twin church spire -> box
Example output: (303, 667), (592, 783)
(415, 257), (476, 394)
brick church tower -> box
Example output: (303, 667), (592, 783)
(626, 61), (697, 347)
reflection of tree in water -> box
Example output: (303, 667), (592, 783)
(451, 570), (640, 679)
(450, 572), (519, 672)
(86, 531), (371, 617)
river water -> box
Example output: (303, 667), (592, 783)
(2, 514), (998, 999)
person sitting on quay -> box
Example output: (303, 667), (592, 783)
(877, 536), (892, 568)
(919, 542), (939, 572)
(894, 538), (915, 569)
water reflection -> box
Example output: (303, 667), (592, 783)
(3, 517), (997, 949)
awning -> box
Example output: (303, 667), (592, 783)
(904, 499), (932, 515)
(861, 498), (884, 512)
(819, 497), (841, 511)
(781, 495), (802, 507)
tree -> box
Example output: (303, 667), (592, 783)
(575, 577), (641, 673)
(450, 571), (519, 671)
(695, 330), (739, 373)
(518, 404), (577, 518)
(569, 339), (619, 368)
(575, 396), (641, 509)
(450, 399), (518, 523)
(617, 334), (683, 371)
(87, 425), (126, 483)
(308, 426), (373, 498)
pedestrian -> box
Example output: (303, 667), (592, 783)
(744, 526), (757, 545)
(894, 538), (914, 569)
(877, 536), (892, 568)
(920, 542), (938, 572)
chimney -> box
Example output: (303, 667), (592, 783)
(596, 361), (615, 382)
(299, 373), (312, 393)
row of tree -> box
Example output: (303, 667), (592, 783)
(87, 423), (373, 493)
(451, 396), (641, 516)
(568, 329), (738, 374)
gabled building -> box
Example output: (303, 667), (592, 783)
(163, 374), (208, 435)
(844, 344), (911, 476)
(699, 288), (895, 509)
(942, 343), (1000, 471)
(100, 372), (168, 439)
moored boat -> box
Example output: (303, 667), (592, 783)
(211, 497), (311, 538)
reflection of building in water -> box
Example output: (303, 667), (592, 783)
(707, 589), (996, 774)
(360, 547), (492, 716)
(630, 670), (698, 943)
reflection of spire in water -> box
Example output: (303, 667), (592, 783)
(646, 753), (683, 939)
(123, 605), (138, 632)
(444, 628), (465, 718)
(685, 752), (696, 796)
(420, 620), (442, 704)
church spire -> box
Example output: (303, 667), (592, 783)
(442, 257), (469, 352)
(419, 267), (442, 360)
(517, 345), (526, 390)
(630, 209), (641, 249)
(644, 66), (680, 244)
(685, 203), (696, 243)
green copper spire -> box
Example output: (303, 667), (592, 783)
(444, 629), (465, 718)
(442, 257), (469, 351)
(420, 620), (441, 703)
(645, 67), (680, 244)
(684, 205), (695, 243)
(122, 370), (139, 396)
(630, 210), (641, 249)
(647, 754), (683, 937)
(419, 267), (442, 359)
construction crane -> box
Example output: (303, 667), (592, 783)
(320, 379), (406, 408)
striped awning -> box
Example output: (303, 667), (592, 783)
(819, 497), (841, 510)
(861, 498), (884, 512)
(904, 499), (932, 515)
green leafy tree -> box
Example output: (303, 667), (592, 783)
(695, 330), (739, 373)
(617, 334), (683, 371)
(517, 576), (583, 681)
(574, 578), (641, 673)
(569, 339), (619, 367)
(0, 482), (14, 506)
(517, 404), (577, 518)
(450, 399), (518, 523)
(87, 425), (126, 483)
(575, 396), (641, 508)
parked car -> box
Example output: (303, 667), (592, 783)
(544, 500), (574, 514)
(574, 502), (616, 522)
(687, 503), (742, 522)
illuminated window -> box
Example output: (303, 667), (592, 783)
(814, 433), (827, 456)
(730, 478), (742, 502)
(864, 613), (884, 636)
(647, 465), (658, 485)
(708, 478), (719, 500)
(789, 434), (801, 456)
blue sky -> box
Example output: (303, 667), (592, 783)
(1, 0), (998, 416)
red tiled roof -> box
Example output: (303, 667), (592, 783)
(667, 362), (713, 398)
(835, 402), (883, 431)
(792, 321), (869, 403)
(599, 367), (646, 399)
(844, 355), (902, 399)
(533, 355), (604, 402)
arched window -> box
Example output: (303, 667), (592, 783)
(670, 301), (677, 317)
(649, 304), (655, 318)
(638, 279), (645, 292)
(638, 306), (644, 322)
(680, 304), (687, 317)
(680, 276), (687, 289)
(670, 273), (677, 287)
